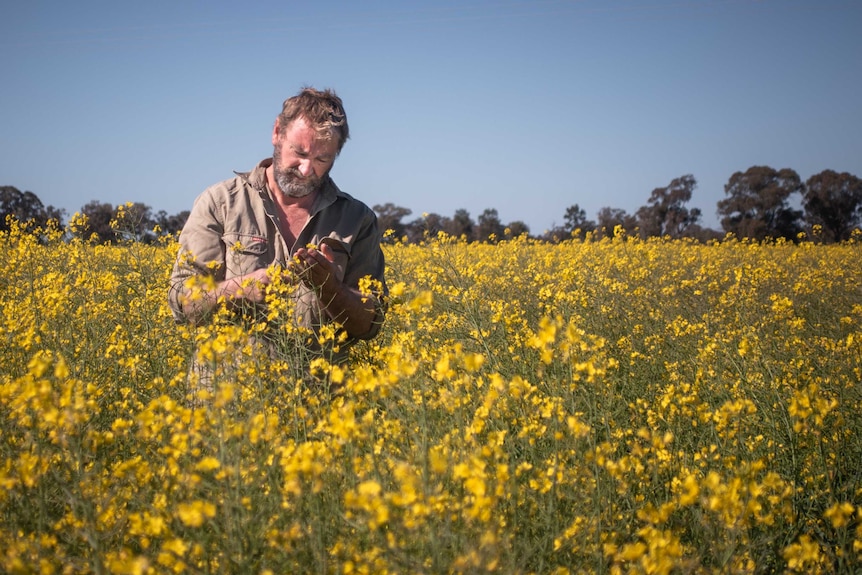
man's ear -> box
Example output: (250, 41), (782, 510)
(272, 118), (281, 146)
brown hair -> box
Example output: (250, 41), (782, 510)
(277, 87), (350, 153)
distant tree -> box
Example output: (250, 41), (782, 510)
(685, 224), (724, 243)
(802, 169), (862, 242)
(1, 186), (64, 231)
(595, 207), (637, 239)
(155, 209), (190, 237)
(73, 201), (164, 243)
(406, 212), (450, 243)
(422, 213), (449, 235)
(446, 209), (474, 240)
(475, 208), (505, 243)
(542, 204), (593, 242)
(563, 204), (596, 238)
(636, 175), (702, 238)
(373, 203), (412, 242)
(717, 166), (803, 240)
(504, 220), (530, 238)
(77, 201), (117, 243)
(120, 202), (158, 243)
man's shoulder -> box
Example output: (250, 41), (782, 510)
(197, 162), (267, 203)
(328, 181), (374, 216)
(206, 173), (254, 196)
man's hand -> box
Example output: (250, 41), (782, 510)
(180, 266), (280, 324)
(289, 243), (376, 338)
(289, 243), (344, 293)
(230, 267), (274, 304)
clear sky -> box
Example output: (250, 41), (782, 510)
(2, 0), (860, 234)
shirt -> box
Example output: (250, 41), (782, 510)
(168, 158), (387, 346)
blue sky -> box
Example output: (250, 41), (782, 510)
(2, 0), (860, 234)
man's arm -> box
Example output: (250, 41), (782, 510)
(291, 244), (379, 338)
(174, 268), (273, 326)
(168, 186), (277, 325)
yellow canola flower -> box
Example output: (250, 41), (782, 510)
(2, 221), (862, 572)
(107, 554), (150, 575)
(128, 511), (167, 538)
(782, 534), (824, 572)
(345, 480), (390, 530)
(824, 501), (855, 529)
(528, 315), (558, 364)
(429, 446), (449, 475)
(676, 474), (700, 507)
(176, 501), (217, 527)
(407, 289), (433, 312)
(194, 456), (221, 472)
(161, 538), (189, 557)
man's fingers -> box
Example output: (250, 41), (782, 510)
(317, 242), (336, 262)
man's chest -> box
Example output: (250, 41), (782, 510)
(276, 205), (312, 249)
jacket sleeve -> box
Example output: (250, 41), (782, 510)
(343, 209), (388, 340)
(167, 188), (226, 323)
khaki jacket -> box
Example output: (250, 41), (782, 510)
(169, 159), (387, 352)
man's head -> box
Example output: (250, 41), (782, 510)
(276, 87), (349, 154)
(271, 87), (349, 198)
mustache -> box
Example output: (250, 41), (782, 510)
(283, 167), (322, 183)
(274, 164), (324, 198)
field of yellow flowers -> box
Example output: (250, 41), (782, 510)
(1, 217), (861, 574)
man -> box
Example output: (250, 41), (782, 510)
(169, 87), (387, 388)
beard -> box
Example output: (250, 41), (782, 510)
(272, 145), (326, 198)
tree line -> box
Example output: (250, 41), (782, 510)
(3, 165), (861, 244)
(0, 187), (189, 243)
(376, 166), (862, 244)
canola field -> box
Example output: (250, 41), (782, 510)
(1, 220), (861, 574)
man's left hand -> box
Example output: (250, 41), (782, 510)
(290, 243), (344, 294)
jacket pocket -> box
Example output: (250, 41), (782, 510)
(222, 232), (271, 276)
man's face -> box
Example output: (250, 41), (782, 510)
(272, 116), (340, 198)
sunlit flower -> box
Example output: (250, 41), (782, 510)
(176, 501), (217, 527)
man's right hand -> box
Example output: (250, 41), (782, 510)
(180, 266), (291, 325)
(228, 267), (273, 304)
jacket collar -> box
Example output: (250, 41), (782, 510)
(239, 158), (341, 216)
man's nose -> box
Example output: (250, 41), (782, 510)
(297, 159), (314, 177)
